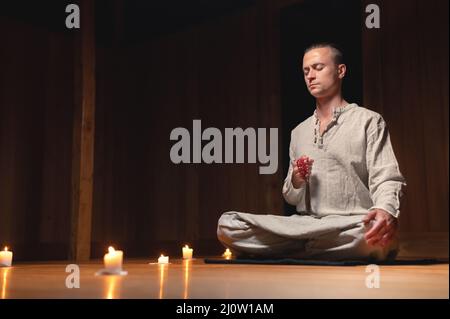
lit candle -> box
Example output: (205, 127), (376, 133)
(0, 247), (13, 267)
(222, 248), (232, 260)
(158, 254), (169, 264)
(103, 246), (123, 273)
(182, 245), (193, 260)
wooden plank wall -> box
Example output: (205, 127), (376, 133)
(70, 0), (96, 262)
(92, 2), (284, 258)
(0, 14), (75, 260)
(361, 0), (448, 257)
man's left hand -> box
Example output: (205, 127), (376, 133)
(363, 209), (398, 248)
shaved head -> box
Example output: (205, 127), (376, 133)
(304, 43), (344, 66)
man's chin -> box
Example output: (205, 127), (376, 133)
(309, 91), (325, 98)
(309, 89), (335, 99)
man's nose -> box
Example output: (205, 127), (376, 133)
(306, 71), (316, 81)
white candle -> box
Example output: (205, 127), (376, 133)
(222, 248), (232, 260)
(158, 254), (169, 264)
(103, 246), (123, 273)
(0, 247), (13, 267)
(182, 245), (193, 260)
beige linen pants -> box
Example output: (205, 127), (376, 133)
(217, 211), (398, 261)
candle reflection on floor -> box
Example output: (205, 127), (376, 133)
(158, 264), (168, 299)
(1, 268), (10, 299)
(183, 259), (192, 299)
(105, 275), (120, 299)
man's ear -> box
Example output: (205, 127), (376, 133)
(337, 64), (346, 79)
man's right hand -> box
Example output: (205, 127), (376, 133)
(291, 156), (314, 189)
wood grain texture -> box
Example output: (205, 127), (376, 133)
(0, 259), (448, 299)
(0, 14), (74, 261)
(70, 0), (96, 261)
(362, 0), (448, 238)
(92, 4), (285, 257)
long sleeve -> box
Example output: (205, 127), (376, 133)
(366, 117), (407, 218)
(282, 131), (307, 208)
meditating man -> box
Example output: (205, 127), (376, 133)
(217, 43), (407, 261)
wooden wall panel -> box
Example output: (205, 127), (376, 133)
(362, 0), (449, 237)
(69, 0), (96, 262)
(92, 4), (285, 257)
(0, 17), (74, 260)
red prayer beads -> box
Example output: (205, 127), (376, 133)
(296, 155), (311, 181)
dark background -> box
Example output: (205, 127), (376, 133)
(0, 0), (448, 261)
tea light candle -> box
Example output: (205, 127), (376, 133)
(182, 245), (193, 259)
(103, 246), (123, 273)
(0, 247), (13, 267)
(158, 254), (169, 264)
(222, 248), (232, 260)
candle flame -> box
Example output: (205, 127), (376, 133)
(108, 246), (115, 253)
(222, 248), (232, 259)
(184, 245), (189, 249)
(4, 247), (7, 252)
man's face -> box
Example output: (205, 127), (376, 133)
(302, 47), (344, 98)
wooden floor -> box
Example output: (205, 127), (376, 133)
(1, 258), (448, 299)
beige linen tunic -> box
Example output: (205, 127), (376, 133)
(283, 103), (406, 218)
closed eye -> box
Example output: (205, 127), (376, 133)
(303, 63), (325, 75)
